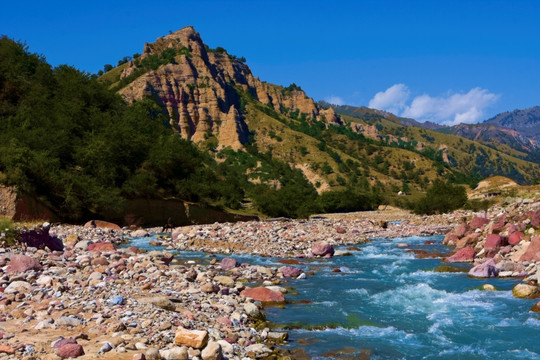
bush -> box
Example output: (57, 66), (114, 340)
(413, 181), (467, 215)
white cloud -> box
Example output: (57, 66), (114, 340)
(325, 96), (345, 105)
(368, 83), (410, 114)
(369, 84), (499, 125)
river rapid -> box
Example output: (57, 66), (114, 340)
(129, 234), (540, 359)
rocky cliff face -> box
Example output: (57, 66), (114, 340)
(117, 27), (337, 150)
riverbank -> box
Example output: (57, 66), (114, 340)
(1, 201), (538, 359)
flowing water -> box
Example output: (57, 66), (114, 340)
(128, 235), (540, 359)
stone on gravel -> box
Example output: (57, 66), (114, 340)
(220, 257), (238, 270)
(214, 276), (235, 287)
(84, 220), (121, 230)
(174, 328), (208, 349)
(138, 296), (176, 311)
(243, 302), (261, 318)
(57, 343), (84, 358)
(87, 241), (115, 252)
(0, 345), (16, 354)
(201, 341), (222, 360)
(6, 254), (41, 274)
(160, 346), (188, 360)
(508, 231), (524, 246)
(4, 280), (32, 294)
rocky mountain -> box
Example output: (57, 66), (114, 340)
(104, 26), (337, 150)
(100, 26), (540, 192)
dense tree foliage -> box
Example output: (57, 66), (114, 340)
(412, 181), (467, 215)
(0, 37), (246, 221)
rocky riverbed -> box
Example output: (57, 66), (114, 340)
(1, 202), (539, 359)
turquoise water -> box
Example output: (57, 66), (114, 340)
(127, 235), (540, 359)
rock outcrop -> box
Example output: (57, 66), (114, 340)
(116, 26), (337, 150)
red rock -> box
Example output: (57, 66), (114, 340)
(0, 345), (15, 354)
(335, 227), (346, 234)
(84, 220), (121, 230)
(530, 301), (540, 313)
(443, 233), (459, 245)
(485, 234), (506, 250)
(133, 354), (146, 360)
(490, 215), (506, 233)
(470, 216), (490, 230)
(53, 338), (78, 349)
(6, 255), (41, 274)
(520, 236), (540, 262)
(446, 246), (475, 262)
(277, 259), (301, 265)
(91, 257), (109, 266)
(241, 287), (285, 302)
(220, 257), (238, 270)
(508, 231), (524, 246)
(56, 343), (84, 358)
(87, 242), (115, 252)
(279, 266), (303, 278)
(311, 241), (334, 257)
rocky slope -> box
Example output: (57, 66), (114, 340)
(111, 26), (337, 150)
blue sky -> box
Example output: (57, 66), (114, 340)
(2, 0), (539, 125)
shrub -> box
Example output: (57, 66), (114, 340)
(413, 181), (467, 215)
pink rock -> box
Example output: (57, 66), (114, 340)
(56, 343), (84, 358)
(217, 316), (233, 327)
(53, 338), (78, 349)
(468, 258), (499, 278)
(455, 232), (480, 249)
(0, 345), (15, 354)
(240, 287), (285, 302)
(453, 223), (470, 238)
(520, 236), (540, 262)
(446, 246), (475, 262)
(279, 266), (303, 278)
(508, 231), (524, 246)
(443, 233), (459, 245)
(87, 242), (115, 253)
(220, 257), (238, 270)
(470, 216), (490, 230)
(91, 257), (109, 266)
(335, 227), (346, 234)
(311, 241), (334, 257)
(6, 255), (41, 274)
(490, 215), (507, 233)
(485, 234), (506, 250)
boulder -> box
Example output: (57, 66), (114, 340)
(470, 216), (490, 230)
(201, 283), (219, 294)
(512, 283), (539, 298)
(174, 328), (208, 349)
(520, 236), (540, 262)
(468, 259), (499, 278)
(53, 338), (78, 349)
(485, 234), (506, 250)
(446, 246), (475, 263)
(57, 343), (85, 358)
(6, 254), (41, 274)
(455, 232), (480, 249)
(201, 341), (222, 360)
(278, 266), (303, 278)
(508, 231), (524, 246)
(87, 242), (115, 253)
(453, 223), (470, 238)
(240, 287), (285, 302)
(220, 257), (238, 270)
(243, 302), (260, 318)
(4, 280), (32, 294)
(311, 241), (334, 257)
(84, 220), (121, 230)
